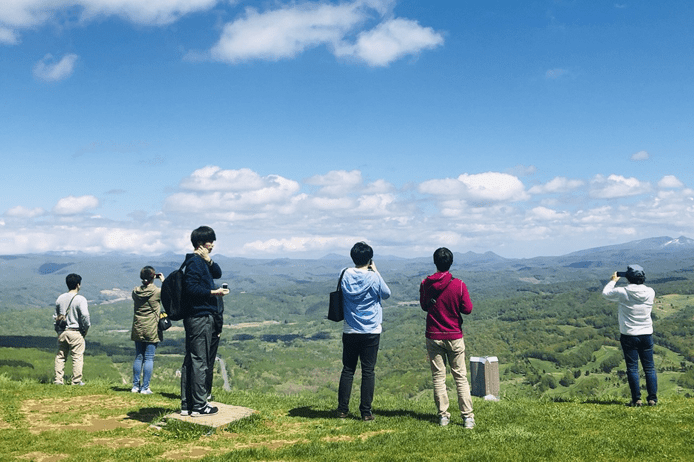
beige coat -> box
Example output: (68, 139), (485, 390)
(131, 284), (163, 343)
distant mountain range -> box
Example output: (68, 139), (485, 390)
(1, 236), (693, 309)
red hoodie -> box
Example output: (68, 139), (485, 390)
(420, 271), (473, 340)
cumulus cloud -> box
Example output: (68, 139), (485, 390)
(420, 172), (528, 204)
(166, 167), (301, 213)
(334, 17), (444, 66)
(52, 195), (99, 215)
(631, 150), (649, 161)
(209, 0), (443, 66)
(33, 53), (78, 81)
(5, 206), (45, 218)
(589, 174), (650, 199)
(305, 170), (363, 196)
(529, 177), (584, 194)
(658, 175), (683, 189)
(4, 166), (694, 259)
(527, 206), (569, 221)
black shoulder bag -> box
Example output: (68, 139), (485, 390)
(328, 269), (347, 322)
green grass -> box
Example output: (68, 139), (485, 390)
(1, 375), (693, 461)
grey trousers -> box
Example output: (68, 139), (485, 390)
(181, 314), (214, 412)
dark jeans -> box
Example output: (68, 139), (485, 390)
(181, 314), (214, 412)
(620, 334), (658, 403)
(338, 333), (380, 417)
(205, 313), (223, 397)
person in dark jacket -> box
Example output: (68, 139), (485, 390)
(180, 226), (229, 417)
(419, 247), (475, 428)
(131, 266), (164, 394)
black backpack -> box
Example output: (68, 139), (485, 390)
(161, 256), (193, 321)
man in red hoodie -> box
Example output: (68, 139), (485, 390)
(420, 247), (475, 428)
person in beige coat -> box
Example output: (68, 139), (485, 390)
(131, 266), (164, 394)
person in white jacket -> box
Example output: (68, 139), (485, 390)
(602, 264), (657, 406)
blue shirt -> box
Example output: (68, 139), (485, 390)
(340, 267), (391, 334)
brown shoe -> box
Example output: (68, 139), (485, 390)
(336, 411), (348, 418)
(647, 400), (657, 406)
(362, 414), (375, 422)
(626, 400), (643, 407)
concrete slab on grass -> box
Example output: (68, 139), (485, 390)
(165, 402), (255, 428)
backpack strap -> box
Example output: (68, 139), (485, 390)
(426, 278), (453, 310)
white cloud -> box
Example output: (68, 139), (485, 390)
(0, 0), (218, 29)
(658, 175), (683, 189)
(4, 166), (694, 259)
(0, 26), (18, 44)
(52, 195), (99, 215)
(529, 177), (584, 194)
(5, 206), (45, 218)
(527, 206), (569, 221)
(335, 17), (444, 67)
(242, 235), (346, 254)
(305, 170), (363, 196)
(420, 172), (528, 204)
(210, 2), (362, 63)
(631, 150), (649, 161)
(209, 0), (443, 66)
(589, 174), (650, 199)
(33, 53), (78, 81)
(166, 167), (301, 213)
(180, 166), (267, 191)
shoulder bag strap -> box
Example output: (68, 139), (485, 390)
(336, 269), (347, 291)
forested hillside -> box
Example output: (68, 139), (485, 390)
(2, 266), (693, 401)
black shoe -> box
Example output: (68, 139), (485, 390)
(336, 410), (348, 418)
(192, 405), (219, 417)
(626, 400), (643, 407)
(362, 414), (375, 422)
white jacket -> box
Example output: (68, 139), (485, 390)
(602, 280), (655, 336)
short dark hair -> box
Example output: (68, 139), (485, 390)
(65, 273), (82, 290)
(433, 247), (453, 272)
(626, 274), (646, 284)
(191, 226), (216, 248)
(350, 241), (373, 267)
(140, 266), (156, 282)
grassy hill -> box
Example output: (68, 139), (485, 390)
(1, 376), (692, 461)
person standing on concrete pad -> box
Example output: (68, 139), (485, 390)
(180, 226), (229, 417)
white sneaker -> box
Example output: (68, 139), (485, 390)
(140, 388), (153, 395)
(439, 415), (450, 427)
(131, 386), (140, 393)
(463, 417), (476, 429)
(180, 410), (190, 416)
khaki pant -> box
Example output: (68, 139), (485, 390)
(426, 337), (474, 420)
(55, 330), (85, 385)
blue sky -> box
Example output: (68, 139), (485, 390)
(1, 0), (693, 259)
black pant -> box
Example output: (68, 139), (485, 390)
(337, 333), (380, 417)
(205, 313), (223, 397)
(181, 314), (214, 412)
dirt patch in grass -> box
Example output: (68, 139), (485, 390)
(21, 395), (157, 434)
(161, 445), (211, 460)
(17, 452), (68, 462)
(90, 437), (148, 449)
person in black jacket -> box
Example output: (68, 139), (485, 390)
(180, 226), (229, 417)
